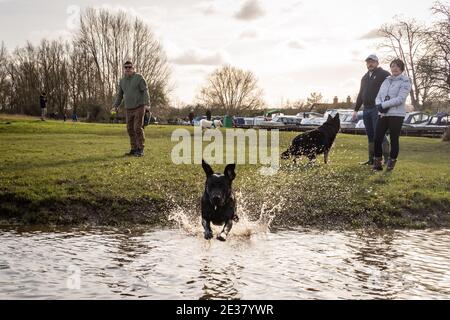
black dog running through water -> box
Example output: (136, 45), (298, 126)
(281, 113), (341, 164)
(201, 160), (239, 241)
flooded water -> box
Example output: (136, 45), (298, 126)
(0, 224), (449, 299)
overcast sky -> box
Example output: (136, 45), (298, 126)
(0, 0), (438, 106)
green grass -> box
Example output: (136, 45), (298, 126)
(0, 114), (449, 229)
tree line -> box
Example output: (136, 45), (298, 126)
(0, 8), (170, 120)
(377, 1), (449, 109)
(0, 3), (448, 121)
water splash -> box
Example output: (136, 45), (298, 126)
(233, 190), (286, 236)
(166, 186), (286, 240)
(166, 195), (201, 236)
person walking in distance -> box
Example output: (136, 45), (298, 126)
(353, 54), (391, 165)
(113, 61), (150, 157)
(40, 92), (47, 121)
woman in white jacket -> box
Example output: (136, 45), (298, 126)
(373, 59), (412, 171)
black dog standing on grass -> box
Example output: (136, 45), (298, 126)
(201, 160), (239, 241)
(281, 113), (341, 164)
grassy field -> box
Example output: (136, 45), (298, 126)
(0, 114), (449, 229)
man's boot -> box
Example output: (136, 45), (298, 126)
(360, 142), (374, 165)
(386, 158), (397, 171)
(125, 149), (137, 156)
(382, 140), (390, 165)
(134, 148), (144, 157)
(372, 157), (383, 171)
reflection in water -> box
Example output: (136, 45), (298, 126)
(198, 256), (241, 300)
(346, 232), (406, 299)
(0, 226), (449, 299)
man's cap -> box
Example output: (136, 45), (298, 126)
(365, 54), (379, 62)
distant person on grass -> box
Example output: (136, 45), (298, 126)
(113, 61), (150, 157)
(353, 54), (391, 165)
(40, 92), (47, 121)
(188, 109), (195, 125)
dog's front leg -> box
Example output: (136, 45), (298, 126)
(324, 149), (329, 164)
(217, 219), (233, 241)
(202, 218), (213, 240)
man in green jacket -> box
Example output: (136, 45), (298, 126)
(113, 61), (150, 157)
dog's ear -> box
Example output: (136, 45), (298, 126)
(327, 114), (333, 122)
(334, 113), (340, 120)
(202, 159), (214, 177)
(224, 164), (236, 181)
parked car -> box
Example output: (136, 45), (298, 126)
(340, 111), (363, 129)
(253, 116), (285, 128)
(357, 112), (436, 129)
(193, 115), (223, 126)
(427, 112), (449, 126)
(295, 112), (323, 119)
(168, 118), (190, 125)
(236, 117), (259, 126)
(355, 119), (365, 129)
(254, 120), (286, 128)
(253, 116), (269, 126)
(193, 116), (206, 126)
(271, 115), (303, 126)
(402, 112), (431, 128)
(233, 117), (246, 126)
(301, 109), (354, 126)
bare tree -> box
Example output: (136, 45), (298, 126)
(0, 42), (11, 113)
(38, 39), (71, 115)
(0, 8), (172, 119)
(378, 18), (430, 108)
(427, 1), (450, 96)
(75, 8), (171, 111)
(198, 65), (265, 115)
(7, 42), (41, 115)
(306, 92), (323, 111)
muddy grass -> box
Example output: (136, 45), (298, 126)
(1, 194), (449, 230)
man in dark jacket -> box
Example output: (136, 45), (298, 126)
(353, 54), (390, 165)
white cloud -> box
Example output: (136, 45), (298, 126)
(359, 28), (383, 40)
(170, 48), (229, 66)
(196, 2), (217, 15)
(281, 1), (303, 13)
(287, 40), (306, 50)
(234, 0), (265, 21)
(239, 29), (259, 40)
(202, 6), (216, 15)
(0, 0), (438, 105)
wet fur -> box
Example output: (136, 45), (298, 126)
(201, 160), (238, 241)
